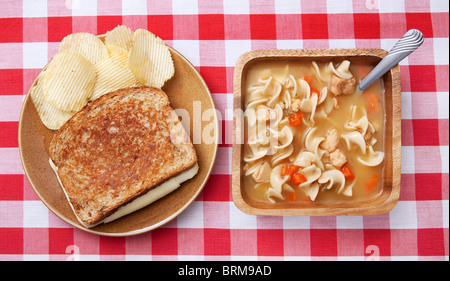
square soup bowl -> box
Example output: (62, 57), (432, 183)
(232, 49), (401, 216)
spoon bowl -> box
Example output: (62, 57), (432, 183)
(358, 29), (424, 92)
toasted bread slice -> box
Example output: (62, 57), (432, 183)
(49, 86), (197, 227)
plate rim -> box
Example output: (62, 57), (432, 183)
(18, 38), (219, 237)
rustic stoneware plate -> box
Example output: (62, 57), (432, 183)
(232, 49), (401, 216)
(19, 35), (218, 236)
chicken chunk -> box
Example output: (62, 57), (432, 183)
(256, 105), (276, 122)
(320, 128), (339, 153)
(330, 74), (356, 96)
(364, 130), (373, 144)
(252, 161), (271, 183)
(330, 148), (347, 168)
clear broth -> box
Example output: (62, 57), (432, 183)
(243, 59), (385, 204)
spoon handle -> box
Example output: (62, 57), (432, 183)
(358, 29), (424, 92)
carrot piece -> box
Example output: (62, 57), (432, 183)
(366, 174), (380, 191)
(288, 111), (303, 126)
(303, 74), (314, 86)
(287, 191), (297, 202)
(340, 164), (355, 180)
(292, 172), (307, 185)
(365, 92), (379, 112)
(358, 66), (372, 79)
(280, 164), (299, 177)
(286, 165), (300, 177)
(288, 116), (301, 126)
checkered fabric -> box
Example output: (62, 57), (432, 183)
(0, 0), (448, 261)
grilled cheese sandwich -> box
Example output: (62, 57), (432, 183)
(49, 86), (198, 228)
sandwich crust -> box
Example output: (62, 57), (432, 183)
(49, 86), (197, 227)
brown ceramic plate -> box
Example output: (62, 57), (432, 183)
(19, 37), (218, 236)
(232, 49), (401, 216)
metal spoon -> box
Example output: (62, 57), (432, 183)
(358, 29), (424, 92)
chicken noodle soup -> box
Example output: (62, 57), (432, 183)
(243, 59), (385, 204)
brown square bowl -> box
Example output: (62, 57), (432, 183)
(232, 49), (401, 216)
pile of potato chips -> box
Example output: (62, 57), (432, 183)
(30, 25), (175, 130)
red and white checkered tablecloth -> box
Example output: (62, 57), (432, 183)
(0, 0), (448, 261)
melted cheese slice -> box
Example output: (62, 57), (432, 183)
(49, 159), (199, 228)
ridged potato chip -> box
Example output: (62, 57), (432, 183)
(90, 57), (137, 101)
(30, 72), (76, 130)
(128, 29), (175, 88)
(30, 26), (177, 130)
(43, 50), (96, 112)
(110, 51), (129, 67)
(59, 32), (109, 64)
(107, 44), (128, 57)
(105, 25), (134, 51)
(107, 45), (129, 66)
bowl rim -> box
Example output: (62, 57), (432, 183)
(232, 48), (401, 216)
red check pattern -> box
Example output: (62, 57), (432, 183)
(0, 0), (448, 261)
